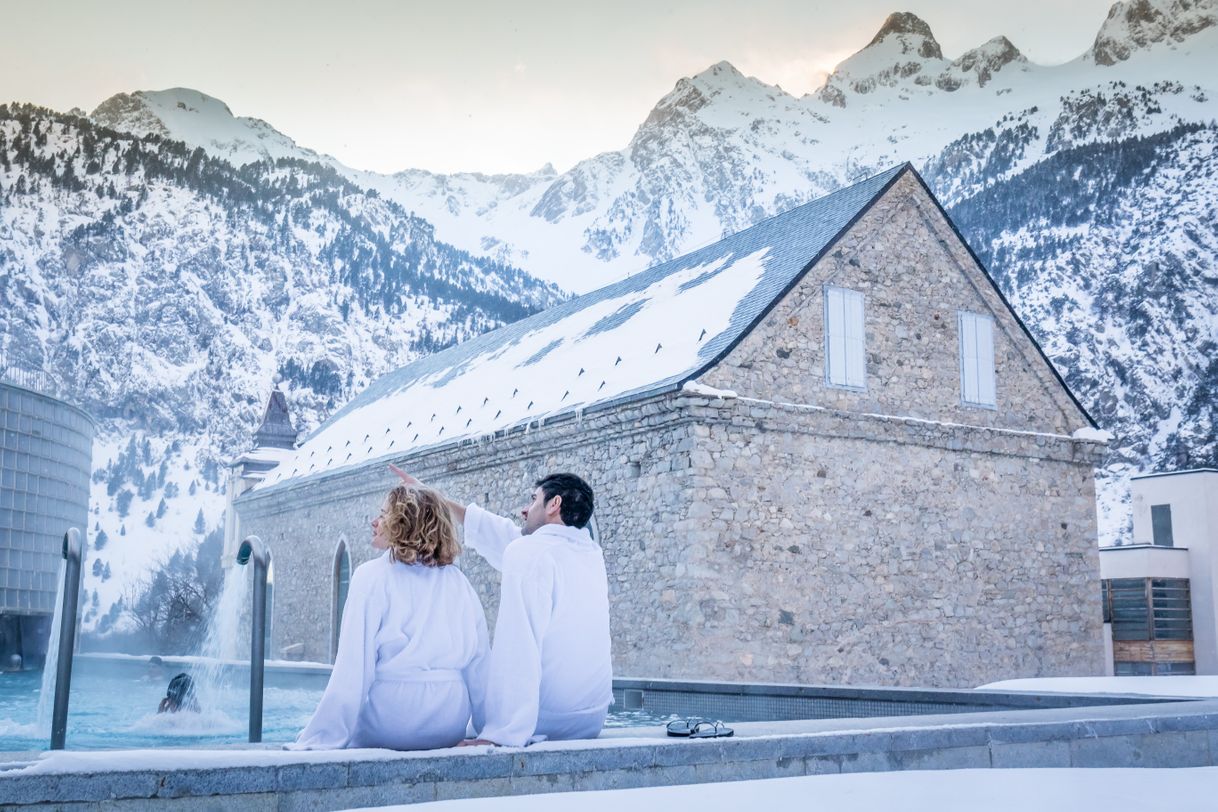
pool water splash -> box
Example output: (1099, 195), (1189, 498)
(126, 708), (244, 737)
(0, 717), (40, 740)
(35, 560), (68, 736)
(192, 565), (251, 712)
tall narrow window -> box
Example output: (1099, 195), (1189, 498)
(332, 539), (351, 662)
(958, 311), (996, 407)
(1151, 505), (1174, 547)
(824, 286), (866, 389)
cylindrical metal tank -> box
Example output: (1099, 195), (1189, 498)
(0, 375), (94, 668)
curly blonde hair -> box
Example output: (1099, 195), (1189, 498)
(380, 485), (460, 566)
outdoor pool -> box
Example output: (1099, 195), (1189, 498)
(3, 654), (1185, 754)
(0, 657), (672, 751)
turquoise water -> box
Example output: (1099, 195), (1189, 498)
(0, 664), (320, 750)
(0, 661), (667, 751)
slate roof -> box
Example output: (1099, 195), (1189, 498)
(252, 164), (916, 493)
(253, 389), (299, 450)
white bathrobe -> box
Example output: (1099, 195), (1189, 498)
(463, 504), (613, 747)
(290, 552), (489, 750)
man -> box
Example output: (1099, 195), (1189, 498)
(391, 465), (612, 746)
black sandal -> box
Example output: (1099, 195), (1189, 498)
(665, 717), (706, 737)
(689, 720), (734, 738)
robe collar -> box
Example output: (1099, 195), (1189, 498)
(530, 522), (596, 547)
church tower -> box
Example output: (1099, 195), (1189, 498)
(223, 380), (298, 566)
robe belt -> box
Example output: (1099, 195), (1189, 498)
(374, 668), (464, 683)
(538, 701), (613, 721)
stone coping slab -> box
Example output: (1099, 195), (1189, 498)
(612, 677), (1193, 709)
(2, 699), (1218, 809)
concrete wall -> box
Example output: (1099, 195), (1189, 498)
(1099, 545), (1191, 579)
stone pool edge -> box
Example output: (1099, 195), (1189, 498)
(3, 699), (1218, 810)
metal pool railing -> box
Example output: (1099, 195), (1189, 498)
(236, 535), (271, 743)
(50, 528), (83, 750)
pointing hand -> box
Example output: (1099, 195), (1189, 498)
(389, 464), (421, 487)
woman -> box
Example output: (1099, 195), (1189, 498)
(290, 485), (489, 750)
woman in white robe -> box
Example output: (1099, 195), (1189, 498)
(290, 485), (489, 750)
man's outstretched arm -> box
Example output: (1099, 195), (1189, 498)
(389, 464), (466, 523)
(389, 464), (520, 570)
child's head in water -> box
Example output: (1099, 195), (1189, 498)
(159, 672), (199, 713)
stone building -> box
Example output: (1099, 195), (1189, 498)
(232, 164), (1108, 687)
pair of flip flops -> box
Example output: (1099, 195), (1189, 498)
(665, 718), (734, 738)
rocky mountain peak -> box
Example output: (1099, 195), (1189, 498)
(940, 35), (1027, 89)
(90, 87), (320, 167)
(640, 60), (771, 130)
(90, 91), (171, 138)
(1090, 0), (1217, 65)
(866, 11), (944, 60)
(817, 12), (947, 105)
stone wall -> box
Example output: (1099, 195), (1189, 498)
(643, 391), (1106, 687)
(238, 387), (1105, 687)
(700, 172), (1086, 435)
(237, 395), (699, 666)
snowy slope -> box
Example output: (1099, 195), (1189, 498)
(0, 105), (562, 631)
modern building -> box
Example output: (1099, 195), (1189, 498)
(232, 164), (1109, 687)
(1099, 469), (1218, 676)
(0, 367), (94, 668)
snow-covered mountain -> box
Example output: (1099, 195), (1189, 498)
(3, 0), (1216, 633)
(348, 3), (1216, 293)
(0, 105), (562, 631)
(90, 88), (332, 168)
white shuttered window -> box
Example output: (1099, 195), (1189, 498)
(958, 311), (996, 407)
(824, 286), (866, 389)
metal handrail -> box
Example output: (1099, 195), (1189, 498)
(0, 354), (60, 398)
(236, 535), (270, 743)
(50, 528), (83, 750)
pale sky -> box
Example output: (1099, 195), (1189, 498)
(1, 0), (1119, 174)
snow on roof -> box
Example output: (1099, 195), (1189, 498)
(253, 165), (908, 493)
(233, 446), (297, 468)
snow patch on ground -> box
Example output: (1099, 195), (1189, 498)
(978, 675), (1218, 697)
(359, 768), (1218, 812)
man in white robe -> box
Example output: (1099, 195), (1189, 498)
(392, 466), (613, 747)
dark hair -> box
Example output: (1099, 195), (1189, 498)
(167, 673), (196, 706)
(536, 473), (594, 529)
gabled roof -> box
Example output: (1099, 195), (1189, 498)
(253, 164), (926, 493)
